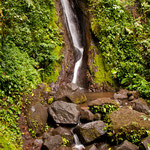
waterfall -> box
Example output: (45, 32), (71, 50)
(73, 134), (85, 150)
(60, 0), (84, 85)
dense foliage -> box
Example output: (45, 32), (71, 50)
(89, 0), (150, 99)
(0, 0), (63, 148)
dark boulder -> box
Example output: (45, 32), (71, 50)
(49, 101), (80, 124)
(52, 127), (74, 146)
(131, 98), (149, 115)
(74, 121), (106, 144)
(140, 136), (150, 150)
(27, 103), (48, 135)
(115, 140), (138, 150)
(42, 135), (63, 150)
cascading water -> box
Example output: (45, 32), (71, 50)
(60, 0), (84, 85)
(73, 134), (85, 150)
(60, 0), (85, 149)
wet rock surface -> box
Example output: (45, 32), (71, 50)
(74, 121), (106, 144)
(49, 101), (80, 124)
(88, 98), (118, 107)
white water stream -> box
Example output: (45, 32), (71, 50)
(60, 0), (84, 85)
(73, 134), (85, 150)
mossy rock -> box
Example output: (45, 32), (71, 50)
(108, 107), (150, 144)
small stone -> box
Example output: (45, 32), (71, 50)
(115, 140), (138, 150)
(114, 90), (128, 100)
(80, 109), (95, 122)
(131, 98), (149, 115)
(85, 144), (98, 150)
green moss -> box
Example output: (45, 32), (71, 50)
(89, 44), (115, 86)
(0, 123), (21, 150)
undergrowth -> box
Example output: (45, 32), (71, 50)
(0, 0), (63, 148)
(88, 0), (150, 99)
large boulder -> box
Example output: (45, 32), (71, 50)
(131, 99), (149, 115)
(27, 103), (48, 135)
(52, 127), (74, 146)
(115, 140), (138, 150)
(54, 83), (82, 101)
(140, 136), (150, 150)
(109, 108), (150, 132)
(42, 135), (63, 150)
(49, 101), (80, 124)
(74, 121), (106, 144)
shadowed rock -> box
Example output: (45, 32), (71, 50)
(49, 101), (80, 124)
(85, 144), (98, 150)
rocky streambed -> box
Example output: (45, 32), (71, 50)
(21, 83), (150, 150)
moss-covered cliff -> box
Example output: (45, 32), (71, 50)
(86, 0), (150, 98)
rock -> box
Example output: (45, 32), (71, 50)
(88, 98), (118, 107)
(33, 139), (43, 150)
(94, 113), (102, 120)
(27, 103), (48, 135)
(80, 109), (95, 122)
(114, 90), (128, 100)
(109, 107), (150, 133)
(67, 93), (87, 104)
(42, 135), (63, 150)
(54, 83), (81, 101)
(140, 136), (150, 150)
(97, 143), (110, 150)
(115, 140), (138, 150)
(52, 127), (73, 146)
(74, 121), (106, 144)
(128, 91), (139, 100)
(56, 146), (72, 150)
(49, 101), (80, 124)
(131, 98), (149, 115)
(85, 144), (98, 150)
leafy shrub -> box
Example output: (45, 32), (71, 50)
(90, 104), (118, 121)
